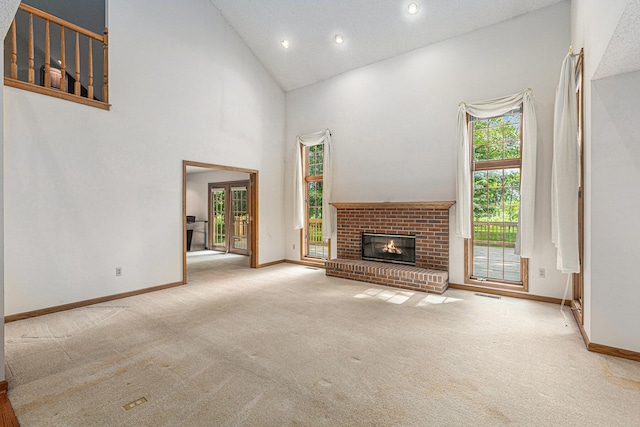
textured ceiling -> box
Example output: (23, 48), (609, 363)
(210, 0), (566, 91)
(0, 0), (20, 36)
(594, 1), (640, 80)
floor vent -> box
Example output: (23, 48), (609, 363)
(123, 397), (147, 411)
(474, 293), (501, 299)
(305, 267), (319, 270)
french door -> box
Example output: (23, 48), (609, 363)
(208, 181), (250, 255)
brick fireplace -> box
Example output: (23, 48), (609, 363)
(325, 201), (454, 293)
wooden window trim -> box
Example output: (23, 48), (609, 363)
(473, 158), (521, 171)
(300, 144), (330, 263)
(465, 239), (529, 291)
(572, 49), (585, 325)
(465, 110), (528, 291)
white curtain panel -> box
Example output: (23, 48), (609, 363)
(293, 129), (334, 241)
(551, 54), (580, 273)
(456, 89), (538, 258)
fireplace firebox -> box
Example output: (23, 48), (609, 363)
(361, 233), (416, 266)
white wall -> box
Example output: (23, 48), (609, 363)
(571, 0), (628, 341)
(571, 0), (640, 352)
(590, 71), (640, 352)
(4, 0), (286, 315)
(1, 0), (22, 384)
(186, 170), (250, 220)
(285, 2), (571, 299)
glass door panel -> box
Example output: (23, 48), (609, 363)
(231, 186), (248, 253)
(210, 187), (226, 251)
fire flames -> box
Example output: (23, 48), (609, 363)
(382, 240), (403, 254)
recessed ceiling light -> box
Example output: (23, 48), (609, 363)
(281, 40), (290, 49)
(407, 2), (419, 15)
(334, 34), (344, 44)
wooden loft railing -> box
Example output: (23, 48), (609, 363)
(5, 3), (109, 110)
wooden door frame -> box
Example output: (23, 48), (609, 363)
(183, 161), (258, 283)
(207, 180), (251, 255)
(572, 49), (585, 325)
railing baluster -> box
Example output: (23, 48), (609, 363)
(28, 13), (34, 84)
(103, 28), (109, 103)
(60, 26), (66, 92)
(88, 39), (94, 99)
(6, 3), (109, 108)
(74, 31), (80, 96)
(10, 19), (17, 79)
(44, 20), (51, 88)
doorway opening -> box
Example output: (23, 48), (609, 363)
(183, 161), (258, 284)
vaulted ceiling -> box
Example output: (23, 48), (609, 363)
(209, 0), (566, 91)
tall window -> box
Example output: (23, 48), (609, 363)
(302, 144), (329, 260)
(467, 107), (527, 288)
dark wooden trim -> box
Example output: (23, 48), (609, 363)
(5, 281), (184, 322)
(572, 303), (590, 347)
(472, 158), (522, 171)
(570, 300), (584, 328)
(449, 283), (568, 305)
(573, 48), (585, 325)
(330, 201), (455, 210)
(19, 3), (104, 41)
(5, 78), (110, 110)
(588, 342), (640, 363)
(299, 229), (304, 261)
(183, 163), (188, 284)
(0, 381), (19, 427)
(185, 161), (257, 174)
(250, 173), (258, 268)
(570, 308), (640, 363)
(285, 259), (326, 269)
(257, 260), (286, 268)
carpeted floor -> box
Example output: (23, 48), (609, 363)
(5, 254), (640, 426)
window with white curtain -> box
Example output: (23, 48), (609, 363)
(302, 144), (329, 260)
(466, 107), (528, 289)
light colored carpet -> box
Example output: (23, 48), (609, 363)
(5, 254), (640, 426)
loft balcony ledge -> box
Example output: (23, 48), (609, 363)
(4, 78), (111, 110)
(5, 3), (109, 110)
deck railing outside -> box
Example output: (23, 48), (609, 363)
(473, 222), (518, 248)
(308, 218), (328, 259)
(5, 3), (109, 109)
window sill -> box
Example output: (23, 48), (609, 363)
(301, 257), (327, 266)
(465, 277), (528, 292)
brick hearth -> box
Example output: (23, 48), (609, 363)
(327, 202), (454, 294)
(326, 259), (449, 293)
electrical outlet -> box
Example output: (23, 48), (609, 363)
(116, 267), (122, 276)
(538, 268), (545, 278)
(292, 244), (295, 250)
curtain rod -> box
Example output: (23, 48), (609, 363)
(568, 45), (583, 57)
